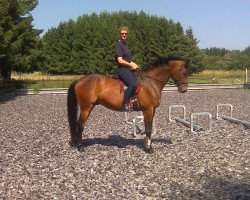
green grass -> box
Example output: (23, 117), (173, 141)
(0, 80), (75, 98)
(10, 72), (80, 90)
(26, 80), (74, 89)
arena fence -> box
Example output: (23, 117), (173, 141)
(0, 69), (249, 98)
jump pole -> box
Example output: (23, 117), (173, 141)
(132, 112), (156, 137)
(169, 105), (212, 133)
(124, 111), (133, 130)
(216, 104), (250, 128)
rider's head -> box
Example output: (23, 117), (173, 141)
(119, 26), (129, 42)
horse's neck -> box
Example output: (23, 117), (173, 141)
(145, 67), (171, 87)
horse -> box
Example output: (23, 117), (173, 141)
(67, 56), (189, 153)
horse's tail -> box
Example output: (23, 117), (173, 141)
(67, 80), (78, 145)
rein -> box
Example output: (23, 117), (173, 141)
(134, 69), (166, 87)
(136, 71), (183, 87)
(136, 66), (187, 87)
(143, 74), (165, 86)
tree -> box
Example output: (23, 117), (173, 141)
(41, 11), (204, 75)
(183, 27), (204, 73)
(201, 47), (250, 70)
(243, 46), (250, 55)
(203, 47), (230, 57)
(0, 0), (41, 79)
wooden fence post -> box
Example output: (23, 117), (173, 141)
(245, 68), (248, 83)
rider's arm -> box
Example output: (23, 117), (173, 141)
(117, 57), (138, 70)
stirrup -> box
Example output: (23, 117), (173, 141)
(123, 103), (131, 112)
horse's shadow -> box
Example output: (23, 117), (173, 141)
(82, 134), (172, 149)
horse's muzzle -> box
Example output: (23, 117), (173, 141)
(179, 89), (187, 93)
(177, 83), (188, 93)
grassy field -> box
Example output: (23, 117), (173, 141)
(0, 69), (246, 98)
(190, 70), (247, 84)
(11, 71), (83, 81)
(8, 70), (248, 90)
(0, 70), (247, 97)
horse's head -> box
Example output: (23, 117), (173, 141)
(170, 60), (189, 93)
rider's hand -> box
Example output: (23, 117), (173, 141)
(131, 62), (139, 70)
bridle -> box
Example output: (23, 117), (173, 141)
(172, 64), (188, 87)
(134, 69), (165, 86)
(143, 74), (165, 86)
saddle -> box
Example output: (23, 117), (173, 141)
(112, 70), (143, 111)
(119, 80), (141, 95)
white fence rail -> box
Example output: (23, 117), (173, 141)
(13, 83), (248, 95)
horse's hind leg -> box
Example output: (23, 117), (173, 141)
(76, 118), (84, 151)
(143, 107), (155, 154)
(77, 105), (95, 152)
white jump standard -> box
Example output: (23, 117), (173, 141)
(216, 103), (250, 128)
(132, 112), (156, 138)
(124, 112), (156, 137)
(169, 105), (212, 134)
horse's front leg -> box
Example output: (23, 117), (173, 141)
(143, 108), (155, 154)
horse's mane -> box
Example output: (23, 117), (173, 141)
(143, 56), (185, 71)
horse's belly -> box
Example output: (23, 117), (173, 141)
(98, 87), (124, 110)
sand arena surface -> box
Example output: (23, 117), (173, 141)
(0, 89), (249, 199)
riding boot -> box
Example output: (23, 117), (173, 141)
(125, 102), (131, 112)
(122, 101), (130, 112)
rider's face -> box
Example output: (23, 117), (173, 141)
(120, 31), (128, 41)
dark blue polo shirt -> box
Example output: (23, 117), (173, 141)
(114, 40), (132, 67)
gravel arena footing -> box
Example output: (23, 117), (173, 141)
(0, 89), (249, 199)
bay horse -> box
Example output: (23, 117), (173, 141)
(67, 56), (189, 153)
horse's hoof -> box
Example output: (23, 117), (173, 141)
(144, 145), (154, 154)
(69, 140), (77, 147)
(77, 145), (85, 152)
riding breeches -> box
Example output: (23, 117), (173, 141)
(117, 67), (136, 103)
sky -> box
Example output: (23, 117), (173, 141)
(31, 0), (250, 50)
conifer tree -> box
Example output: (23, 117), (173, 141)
(0, 0), (41, 79)
(41, 11), (204, 75)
